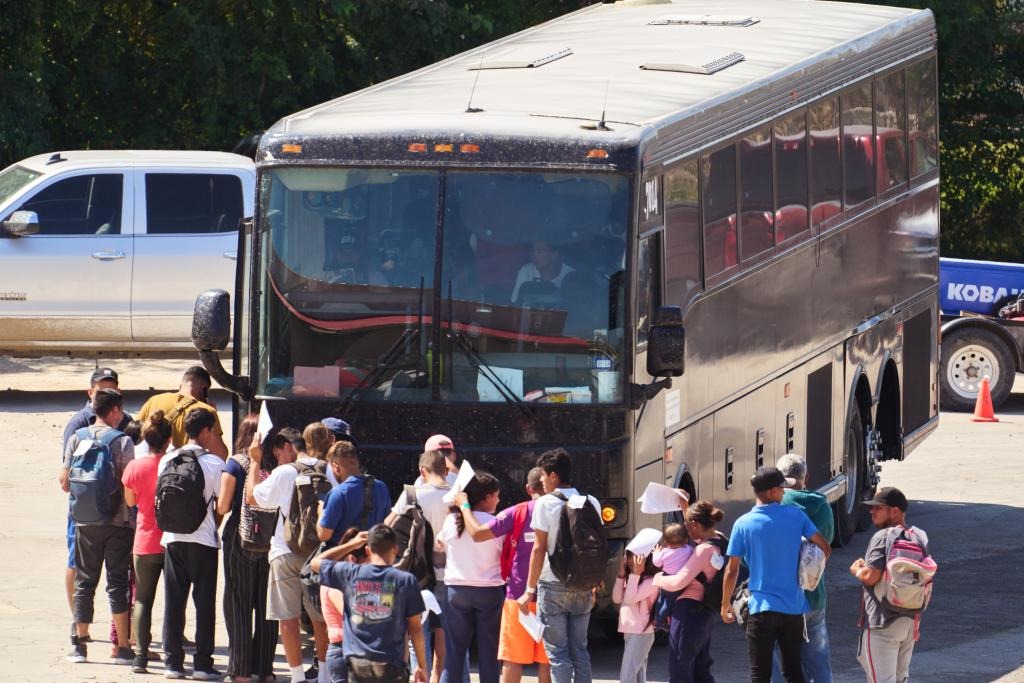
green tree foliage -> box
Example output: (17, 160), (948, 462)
(0, 0), (1019, 259)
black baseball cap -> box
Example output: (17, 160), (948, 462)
(90, 367), (119, 385)
(862, 487), (908, 512)
(751, 466), (796, 492)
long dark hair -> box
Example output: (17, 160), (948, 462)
(451, 472), (500, 537)
(625, 549), (659, 580)
(234, 413), (259, 454)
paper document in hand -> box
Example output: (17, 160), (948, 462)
(257, 401), (274, 439)
(637, 482), (689, 514)
(567, 494), (588, 510)
(422, 589), (441, 615)
(517, 609), (545, 643)
(626, 527), (664, 557)
(442, 460), (476, 504)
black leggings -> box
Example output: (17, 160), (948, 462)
(746, 611), (805, 683)
(133, 552), (164, 656)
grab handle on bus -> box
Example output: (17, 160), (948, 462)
(647, 305), (685, 377)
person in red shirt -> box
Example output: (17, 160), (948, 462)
(122, 411), (173, 674)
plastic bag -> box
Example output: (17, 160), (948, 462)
(798, 539), (826, 591)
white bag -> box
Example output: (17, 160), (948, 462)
(798, 539), (826, 591)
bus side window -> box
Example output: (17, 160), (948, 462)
(635, 232), (662, 347)
(810, 98), (841, 226)
(842, 81), (875, 209)
(739, 126), (773, 261)
(774, 109), (809, 243)
(702, 144), (738, 282)
(907, 58), (938, 178)
(875, 69), (908, 193)
(664, 159), (702, 310)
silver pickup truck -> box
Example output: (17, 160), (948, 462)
(0, 151), (255, 355)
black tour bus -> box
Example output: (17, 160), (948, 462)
(193, 0), (940, 613)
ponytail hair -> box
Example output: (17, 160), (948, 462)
(143, 410), (173, 453)
(451, 471), (500, 537)
(685, 500), (725, 530)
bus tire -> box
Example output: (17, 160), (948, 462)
(940, 327), (1015, 412)
(834, 402), (869, 547)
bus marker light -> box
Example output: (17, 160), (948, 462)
(601, 506), (617, 523)
(460, 143), (480, 153)
(665, 446), (673, 463)
(281, 144), (302, 154)
(784, 382), (791, 398)
(408, 143), (428, 153)
(587, 149), (609, 159)
(435, 143), (454, 153)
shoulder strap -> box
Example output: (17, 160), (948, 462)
(75, 427), (92, 442)
(511, 500), (531, 537)
(360, 476), (375, 529)
(166, 396), (199, 423)
(98, 429), (124, 447)
(551, 491), (568, 502)
(404, 484), (418, 506)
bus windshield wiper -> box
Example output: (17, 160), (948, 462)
(450, 329), (534, 420)
(339, 327), (420, 413)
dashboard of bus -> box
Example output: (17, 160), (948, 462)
(256, 167), (630, 405)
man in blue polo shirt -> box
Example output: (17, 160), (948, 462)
(720, 467), (832, 683)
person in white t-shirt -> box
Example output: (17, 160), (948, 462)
(414, 434), (459, 486)
(436, 472), (505, 683)
(385, 450), (452, 683)
(247, 428), (330, 683)
(520, 448), (602, 683)
(510, 241), (574, 304)
(157, 408), (225, 680)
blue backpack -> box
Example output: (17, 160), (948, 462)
(68, 427), (123, 524)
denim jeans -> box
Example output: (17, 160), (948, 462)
(668, 599), (716, 683)
(537, 581), (594, 683)
(771, 608), (831, 683)
(327, 642), (347, 683)
(437, 581), (471, 683)
(443, 585), (504, 683)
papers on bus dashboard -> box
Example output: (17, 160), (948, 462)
(626, 527), (664, 557)
(442, 460), (476, 504)
(517, 609), (545, 643)
(637, 482), (690, 514)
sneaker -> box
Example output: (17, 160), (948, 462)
(304, 663), (318, 680)
(66, 636), (87, 663)
(132, 653), (148, 673)
(193, 668), (223, 681)
(113, 646), (134, 664)
(165, 667), (187, 679)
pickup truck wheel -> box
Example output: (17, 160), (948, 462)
(940, 327), (1015, 412)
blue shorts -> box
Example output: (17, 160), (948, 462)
(66, 514), (76, 569)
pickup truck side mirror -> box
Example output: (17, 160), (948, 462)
(647, 305), (685, 377)
(192, 289), (231, 352)
(2, 211), (40, 237)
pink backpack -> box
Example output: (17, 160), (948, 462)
(874, 526), (937, 614)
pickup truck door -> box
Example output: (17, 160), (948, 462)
(0, 170), (133, 346)
(131, 169), (251, 341)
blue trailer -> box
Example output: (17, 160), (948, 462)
(940, 257), (1024, 410)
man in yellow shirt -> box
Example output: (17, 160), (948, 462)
(136, 366), (228, 458)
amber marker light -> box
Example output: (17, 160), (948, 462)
(408, 143), (428, 153)
(435, 143), (454, 153)
(281, 144), (302, 154)
(601, 506), (617, 523)
(460, 143), (480, 153)
(587, 148), (609, 159)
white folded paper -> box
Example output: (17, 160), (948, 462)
(420, 588), (442, 623)
(637, 482), (689, 514)
(567, 494), (588, 510)
(517, 609), (545, 643)
(625, 527), (664, 557)
(257, 401), (274, 439)
(442, 460), (476, 504)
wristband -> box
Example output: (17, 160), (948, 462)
(460, 502), (471, 510)
(525, 586), (536, 595)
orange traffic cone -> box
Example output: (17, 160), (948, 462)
(972, 377), (999, 422)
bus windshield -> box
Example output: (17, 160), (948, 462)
(258, 167), (629, 405)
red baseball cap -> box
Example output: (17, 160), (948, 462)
(424, 434), (455, 452)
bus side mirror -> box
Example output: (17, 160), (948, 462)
(647, 305), (684, 377)
(192, 289), (231, 352)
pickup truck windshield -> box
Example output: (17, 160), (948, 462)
(0, 166), (42, 208)
(258, 167), (629, 404)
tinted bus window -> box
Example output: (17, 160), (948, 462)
(664, 159), (702, 310)
(739, 127), (773, 261)
(907, 58), (939, 177)
(702, 144), (737, 280)
(774, 109), (808, 242)
(636, 233), (661, 346)
(842, 82), (875, 208)
(876, 70), (908, 192)
(810, 98), (841, 225)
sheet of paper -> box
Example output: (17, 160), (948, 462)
(257, 401), (274, 439)
(477, 366), (524, 402)
(626, 527), (664, 557)
(567, 494), (588, 510)
(637, 482), (689, 514)
(597, 371), (622, 403)
(72, 439), (94, 457)
(293, 365), (341, 398)
(517, 610), (545, 643)
(421, 589), (441, 615)
(442, 460), (476, 504)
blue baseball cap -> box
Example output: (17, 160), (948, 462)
(321, 417), (351, 439)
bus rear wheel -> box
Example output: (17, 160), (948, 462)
(940, 327), (1015, 412)
(834, 402), (870, 547)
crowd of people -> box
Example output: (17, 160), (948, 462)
(58, 365), (934, 683)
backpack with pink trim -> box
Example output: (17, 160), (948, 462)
(874, 526), (937, 615)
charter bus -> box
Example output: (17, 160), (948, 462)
(193, 0), (940, 612)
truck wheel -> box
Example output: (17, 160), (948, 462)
(940, 327), (1015, 412)
(834, 402), (869, 547)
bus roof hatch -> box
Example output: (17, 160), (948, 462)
(640, 48), (744, 75)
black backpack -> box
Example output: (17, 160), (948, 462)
(695, 532), (750, 616)
(548, 491), (609, 590)
(388, 485), (436, 590)
(155, 448), (210, 534)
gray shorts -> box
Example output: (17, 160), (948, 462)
(267, 552), (324, 622)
